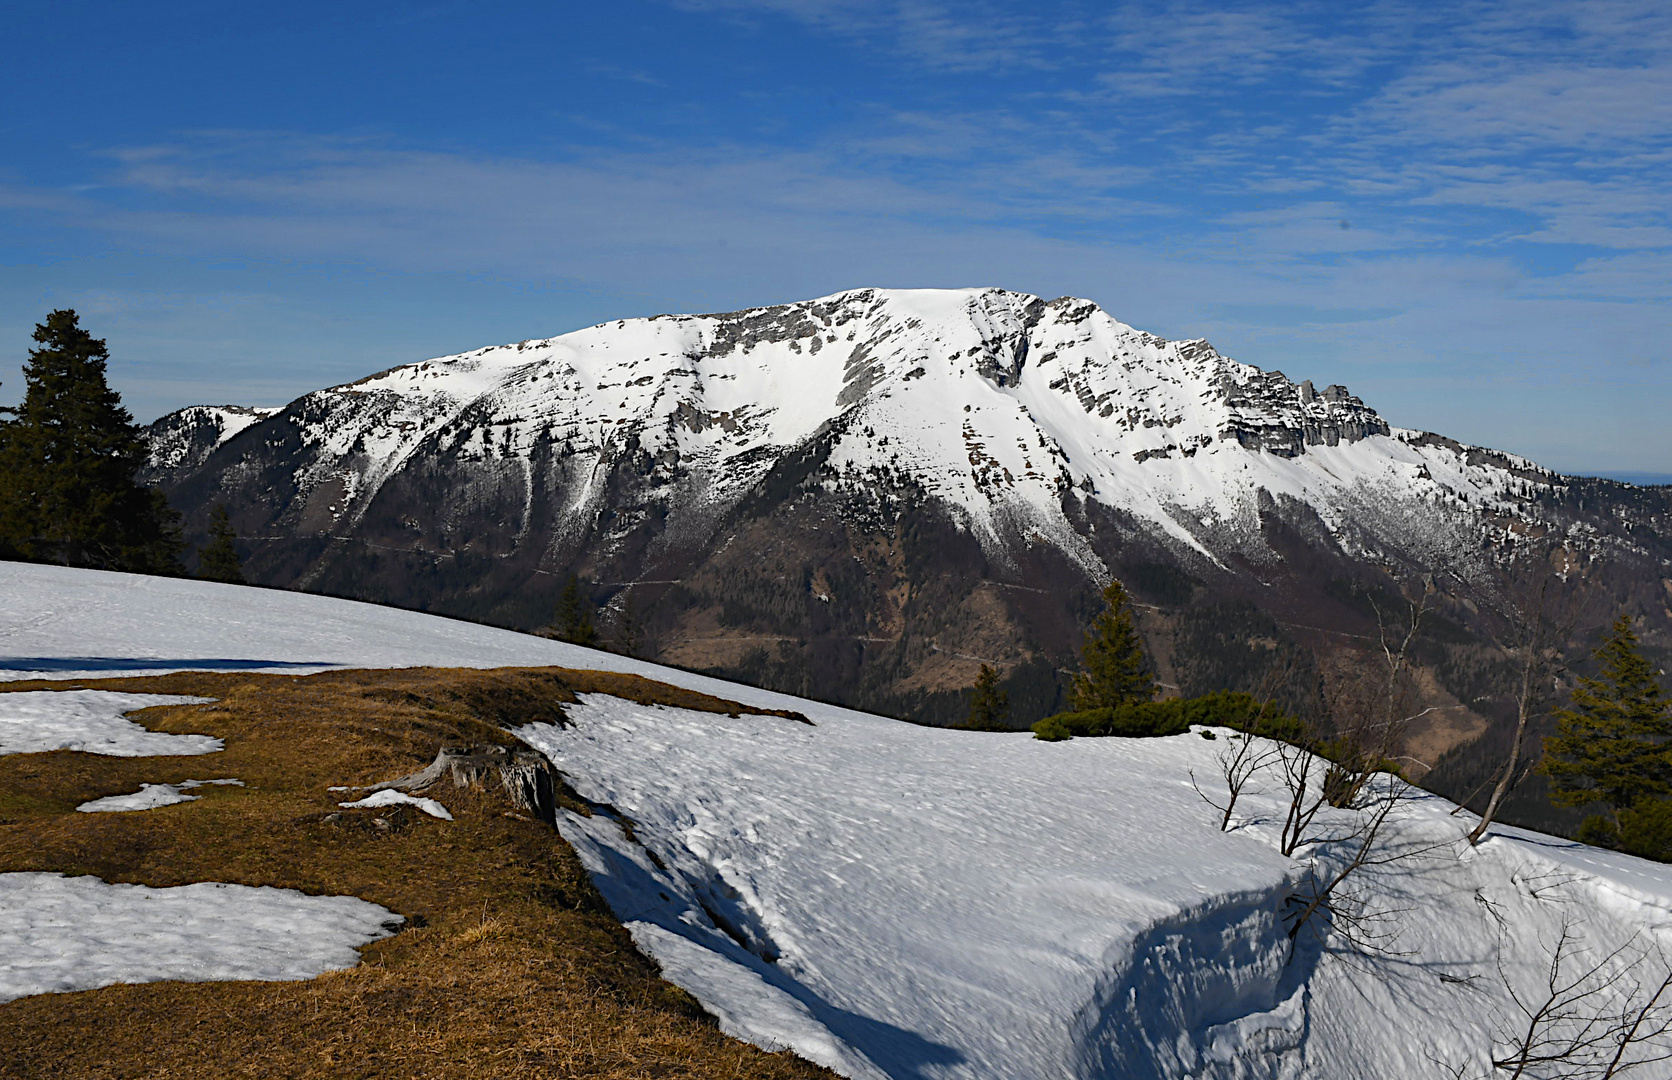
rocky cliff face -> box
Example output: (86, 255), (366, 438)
(145, 288), (1672, 808)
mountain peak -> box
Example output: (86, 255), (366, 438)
(142, 287), (1511, 572)
(146, 285), (1625, 619)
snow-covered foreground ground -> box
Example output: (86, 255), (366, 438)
(0, 560), (700, 684)
(0, 559), (936, 728)
(7, 562), (1672, 1077)
(523, 697), (1672, 1080)
(0, 873), (400, 1004)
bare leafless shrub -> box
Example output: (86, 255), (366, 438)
(1190, 663), (1294, 831)
(1442, 885), (1672, 1079)
(1191, 728), (1280, 831)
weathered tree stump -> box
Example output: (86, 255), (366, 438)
(373, 745), (558, 824)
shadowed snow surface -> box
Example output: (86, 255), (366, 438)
(522, 697), (1672, 1080)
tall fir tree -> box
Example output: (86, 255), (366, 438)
(0, 310), (182, 573)
(555, 575), (597, 647)
(1071, 580), (1156, 709)
(964, 663), (1010, 731)
(1543, 614), (1672, 819)
(197, 504), (245, 584)
(615, 591), (643, 658)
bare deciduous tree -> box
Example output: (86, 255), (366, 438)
(1276, 736), (1331, 857)
(1321, 579), (1431, 809)
(1190, 662), (1294, 831)
(1191, 729), (1279, 831)
(1281, 772), (1432, 950)
(1466, 556), (1588, 845)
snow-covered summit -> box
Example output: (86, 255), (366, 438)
(146, 287), (1566, 571)
(144, 404), (280, 475)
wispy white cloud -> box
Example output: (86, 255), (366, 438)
(690, 0), (1672, 261)
(666, 0), (1079, 71)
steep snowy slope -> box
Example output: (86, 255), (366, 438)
(7, 563), (1672, 1079)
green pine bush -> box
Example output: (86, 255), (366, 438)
(1620, 799), (1672, 861)
(0, 310), (183, 573)
(1543, 615), (1672, 817)
(1031, 690), (1303, 742)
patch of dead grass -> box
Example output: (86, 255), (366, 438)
(0, 667), (834, 1079)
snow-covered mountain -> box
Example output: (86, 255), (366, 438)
(147, 288), (1567, 565)
(145, 288), (1672, 776)
(8, 561), (1672, 1079)
(146, 404), (280, 474)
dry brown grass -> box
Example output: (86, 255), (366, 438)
(0, 667), (836, 1079)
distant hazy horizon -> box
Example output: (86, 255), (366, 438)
(1589, 472), (1672, 487)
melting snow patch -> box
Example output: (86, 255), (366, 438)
(76, 779), (244, 813)
(0, 690), (219, 756)
(338, 788), (453, 820)
(0, 872), (401, 1004)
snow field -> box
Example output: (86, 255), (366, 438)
(522, 698), (1672, 1080)
(0, 561), (941, 717)
(0, 690), (220, 756)
(76, 778), (244, 813)
(0, 561), (719, 684)
(520, 696), (1299, 1080)
(0, 873), (401, 1004)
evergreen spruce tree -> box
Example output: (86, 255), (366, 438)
(1071, 580), (1156, 710)
(1543, 614), (1672, 820)
(197, 504), (245, 584)
(0, 310), (182, 573)
(615, 592), (643, 658)
(965, 663), (1009, 731)
(555, 575), (597, 647)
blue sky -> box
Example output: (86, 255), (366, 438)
(3, 0), (1669, 476)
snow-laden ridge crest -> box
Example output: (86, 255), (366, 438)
(148, 286), (1497, 567)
